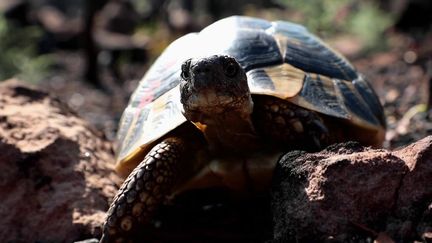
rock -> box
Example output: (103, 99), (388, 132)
(385, 137), (432, 241)
(394, 137), (432, 219)
(0, 79), (122, 242)
(418, 203), (432, 242)
(272, 138), (432, 242)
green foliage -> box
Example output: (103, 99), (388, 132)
(282, 0), (347, 33)
(0, 15), (52, 83)
(347, 2), (393, 50)
(280, 0), (394, 51)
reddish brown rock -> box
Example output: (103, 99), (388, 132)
(394, 137), (432, 217)
(418, 203), (432, 242)
(386, 137), (432, 240)
(0, 79), (122, 242)
(272, 139), (432, 242)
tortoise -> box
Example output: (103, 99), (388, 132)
(100, 16), (386, 242)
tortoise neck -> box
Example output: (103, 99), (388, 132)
(195, 97), (261, 154)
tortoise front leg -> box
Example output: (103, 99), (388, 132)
(100, 137), (187, 243)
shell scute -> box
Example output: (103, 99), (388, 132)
(269, 21), (358, 80)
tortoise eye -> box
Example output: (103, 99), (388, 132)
(224, 60), (238, 77)
(181, 59), (191, 80)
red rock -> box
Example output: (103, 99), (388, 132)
(394, 136), (432, 218)
(418, 203), (432, 242)
(0, 79), (122, 242)
(272, 138), (432, 242)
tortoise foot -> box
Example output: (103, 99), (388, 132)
(100, 138), (185, 243)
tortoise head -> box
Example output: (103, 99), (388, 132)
(179, 55), (253, 123)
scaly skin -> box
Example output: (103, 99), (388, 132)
(100, 137), (186, 243)
(253, 96), (329, 151)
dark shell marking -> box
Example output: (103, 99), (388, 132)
(353, 78), (386, 127)
(269, 21), (358, 80)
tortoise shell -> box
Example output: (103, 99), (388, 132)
(115, 16), (385, 176)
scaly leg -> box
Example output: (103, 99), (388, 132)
(100, 137), (187, 243)
(253, 96), (329, 151)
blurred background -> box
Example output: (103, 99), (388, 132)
(1, 0), (432, 147)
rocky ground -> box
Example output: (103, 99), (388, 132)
(0, 80), (122, 242)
